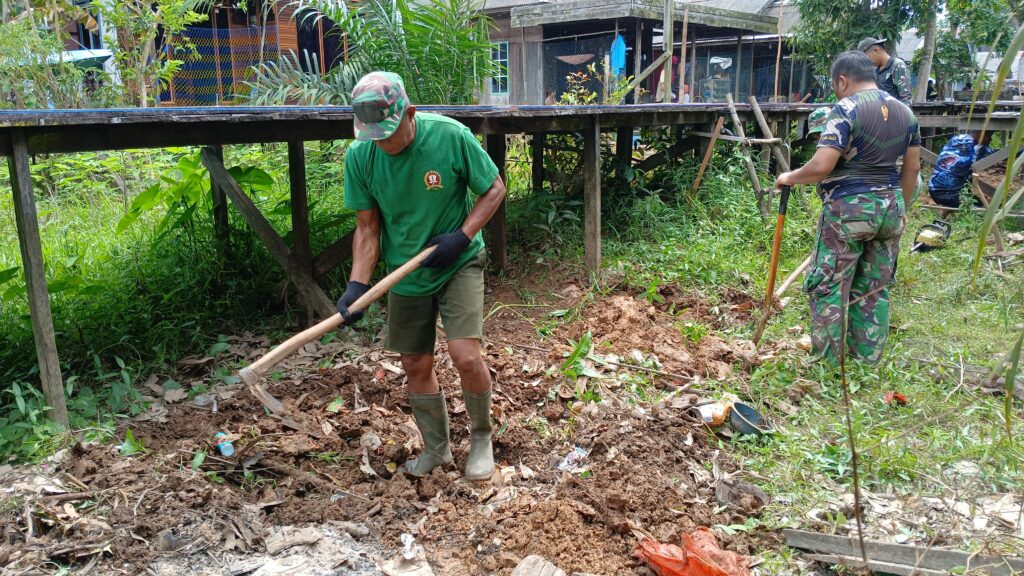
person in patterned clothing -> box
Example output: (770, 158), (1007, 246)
(776, 51), (921, 364)
(858, 37), (912, 104)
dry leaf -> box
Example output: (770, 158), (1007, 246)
(164, 388), (189, 403)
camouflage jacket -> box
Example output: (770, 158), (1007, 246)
(876, 57), (912, 105)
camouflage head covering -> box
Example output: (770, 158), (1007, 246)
(808, 107), (830, 135)
(351, 71), (410, 141)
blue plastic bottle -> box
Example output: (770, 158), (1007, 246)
(215, 432), (234, 457)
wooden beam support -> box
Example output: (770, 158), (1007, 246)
(634, 137), (700, 173)
(532, 133), (545, 192)
(312, 231), (354, 279)
(749, 96), (791, 172)
(209, 145), (230, 252)
(7, 130), (69, 427)
(485, 133), (508, 271)
(200, 147), (335, 319)
(973, 146), (1010, 171)
(919, 146), (938, 167)
(616, 126), (633, 168)
(583, 117), (602, 278)
(974, 174), (1005, 253)
(677, 11), (688, 102)
(288, 141), (314, 324)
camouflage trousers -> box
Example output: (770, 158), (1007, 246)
(805, 190), (905, 364)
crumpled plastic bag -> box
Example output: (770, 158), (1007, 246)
(635, 528), (751, 576)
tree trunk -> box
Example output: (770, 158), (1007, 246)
(913, 0), (938, 103)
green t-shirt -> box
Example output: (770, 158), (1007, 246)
(344, 112), (499, 297)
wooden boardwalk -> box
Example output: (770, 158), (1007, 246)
(1, 101), (1020, 424)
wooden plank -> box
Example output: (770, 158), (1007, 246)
(973, 146), (1010, 171)
(726, 94), (769, 219)
(200, 147), (335, 319)
(677, 11), (687, 103)
(687, 131), (780, 145)
(209, 145), (230, 251)
(803, 553), (946, 575)
(784, 529), (1024, 574)
(689, 116), (725, 198)
(7, 131), (69, 427)
(532, 133), (545, 192)
(635, 137), (699, 172)
(312, 230), (354, 279)
(288, 141), (314, 324)
(485, 133), (508, 271)
(633, 21), (643, 103)
(583, 116), (601, 278)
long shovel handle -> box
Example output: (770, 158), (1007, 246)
(240, 246), (435, 383)
(762, 186), (791, 309)
(753, 186), (790, 345)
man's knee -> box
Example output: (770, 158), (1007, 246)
(401, 353), (435, 381)
(448, 339), (485, 375)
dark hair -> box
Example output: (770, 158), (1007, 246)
(831, 50), (877, 84)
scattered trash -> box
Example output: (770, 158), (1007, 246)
(556, 447), (589, 474)
(193, 393), (218, 413)
(511, 554), (567, 576)
(883, 391), (909, 406)
(696, 402), (730, 426)
(715, 477), (770, 516)
(635, 528), (751, 576)
(265, 526), (322, 554)
(381, 533), (433, 576)
(729, 402), (774, 437)
(214, 432), (235, 457)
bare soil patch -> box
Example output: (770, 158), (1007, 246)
(1, 275), (771, 575)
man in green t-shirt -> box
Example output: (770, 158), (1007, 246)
(336, 71), (506, 481)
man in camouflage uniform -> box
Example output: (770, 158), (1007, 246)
(858, 37), (912, 105)
(777, 51), (921, 364)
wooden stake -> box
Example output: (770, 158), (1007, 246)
(678, 10), (688, 102)
(973, 174), (1005, 252)
(725, 93), (769, 218)
(584, 116), (602, 278)
(689, 116), (725, 198)
(775, 255), (812, 298)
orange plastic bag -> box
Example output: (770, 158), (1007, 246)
(635, 528), (751, 576)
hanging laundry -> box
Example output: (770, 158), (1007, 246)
(610, 34), (626, 76)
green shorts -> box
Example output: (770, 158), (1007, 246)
(385, 249), (486, 355)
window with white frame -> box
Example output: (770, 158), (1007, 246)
(490, 42), (509, 95)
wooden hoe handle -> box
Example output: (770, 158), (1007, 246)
(240, 246), (435, 383)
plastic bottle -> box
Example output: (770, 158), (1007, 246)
(215, 432), (234, 457)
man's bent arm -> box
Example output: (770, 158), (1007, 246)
(900, 146), (921, 207)
(459, 176), (507, 238)
(776, 147), (842, 187)
(350, 208), (382, 284)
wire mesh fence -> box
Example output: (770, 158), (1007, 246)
(543, 34), (622, 104)
(161, 25), (280, 106)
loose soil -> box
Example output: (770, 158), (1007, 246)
(1, 272), (772, 575)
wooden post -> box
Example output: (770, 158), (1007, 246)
(486, 133), (508, 271)
(209, 145), (230, 252)
(773, 7), (784, 101)
(735, 34), (743, 99)
(678, 10), (688, 102)
(616, 126), (633, 169)
(288, 141), (314, 324)
(748, 96), (791, 172)
(633, 21), (643, 103)
(531, 133), (545, 192)
(690, 36), (697, 101)
(726, 94), (769, 219)
(662, 0), (673, 102)
(973, 174), (1005, 253)
(200, 147), (335, 319)
(213, 9), (224, 103)
(7, 131), (69, 427)
(583, 117), (602, 278)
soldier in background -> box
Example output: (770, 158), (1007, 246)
(858, 37), (912, 104)
(776, 51), (921, 364)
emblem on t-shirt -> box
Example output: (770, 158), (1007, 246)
(424, 170), (443, 190)
(881, 104), (889, 122)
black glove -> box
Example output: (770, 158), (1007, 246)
(336, 281), (370, 324)
(421, 230), (471, 269)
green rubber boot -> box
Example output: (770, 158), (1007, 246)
(463, 389), (495, 481)
(403, 391), (453, 477)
